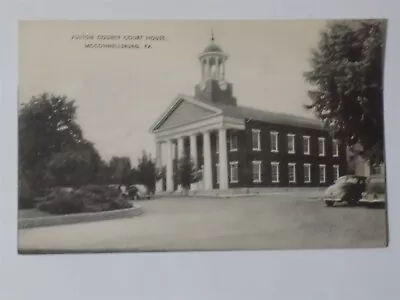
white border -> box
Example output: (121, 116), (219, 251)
(1, 1), (399, 300)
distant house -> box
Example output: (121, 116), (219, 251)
(150, 36), (347, 192)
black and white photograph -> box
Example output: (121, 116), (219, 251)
(17, 19), (387, 253)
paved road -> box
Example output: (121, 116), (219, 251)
(18, 195), (388, 253)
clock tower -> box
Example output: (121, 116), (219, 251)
(194, 32), (237, 106)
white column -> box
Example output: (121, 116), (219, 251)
(203, 131), (213, 190)
(190, 134), (198, 191)
(177, 137), (184, 160)
(218, 129), (228, 190)
(190, 134), (198, 168)
(166, 139), (174, 192)
(155, 141), (163, 193)
(206, 57), (211, 79)
(155, 142), (162, 169)
(215, 57), (220, 79)
(176, 137), (185, 191)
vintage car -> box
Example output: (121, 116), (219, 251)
(359, 175), (386, 206)
(323, 175), (367, 207)
(127, 184), (152, 200)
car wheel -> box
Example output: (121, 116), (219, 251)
(347, 196), (359, 207)
(325, 200), (334, 207)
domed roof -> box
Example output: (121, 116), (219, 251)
(203, 43), (223, 53)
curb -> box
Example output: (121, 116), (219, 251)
(18, 205), (143, 229)
(158, 192), (323, 199)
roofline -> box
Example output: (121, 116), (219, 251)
(148, 94), (222, 133)
(198, 52), (229, 59)
(238, 107), (324, 130)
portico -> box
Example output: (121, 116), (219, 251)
(151, 96), (245, 192)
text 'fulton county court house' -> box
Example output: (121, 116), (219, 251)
(150, 35), (347, 192)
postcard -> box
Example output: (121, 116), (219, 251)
(17, 19), (388, 253)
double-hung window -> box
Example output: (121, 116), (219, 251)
(229, 161), (239, 183)
(303, 136), (310, 155)
(287, 134), (295, 154)
(252, 129), (261, 151)
(229, 132), (238, 152)
(318, 137), (326, 156)
(271, 162), (280, 183)
(270, 131), (279, 152)
(288, 163), (296, 183)
(332, 139), (339, 157)
(333, 165), (340, 182)
(252, 161), (262, 183)
(304, 163), (311, 183)
(319, 164), (326, 183)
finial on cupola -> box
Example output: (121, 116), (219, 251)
(211, 29), (215, 43)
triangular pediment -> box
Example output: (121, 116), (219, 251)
(151, 95), (221, 132)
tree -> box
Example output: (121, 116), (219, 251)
(44, 141), (103, 187)
(19, 93), (85, 193)
(108, 156), (132, 185)
(137, 151), (156, 193)
(304, 20), (386, 166)
(175, 155), (198, 193)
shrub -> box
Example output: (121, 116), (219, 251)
(19, 197), (35, 209)
(18, 173), (35, 209)
(36, 185), (132, 215)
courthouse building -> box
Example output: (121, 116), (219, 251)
(150, 36), (347, 192)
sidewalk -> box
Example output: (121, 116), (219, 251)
(157, 187), (325, 199)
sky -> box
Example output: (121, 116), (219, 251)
(19, 20), (327, 166)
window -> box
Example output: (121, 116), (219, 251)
(303, 136), (310, 155)
(332, 139), (339, 157)
(229, 161), (239, 183)
(333, 165), (340, 182)
(318, 137), (325, 156)
(229, 132), (238, 152)
(252, 129), (261, 151)
(215, 137), (219, 154)
(270, 131), (279, 152)
(271, 162), (280, 183)
(252, 161), (262, 183)
(216, 163), (220, 184)
(287, 134), (295, 154)
(319, 164), (326, 183)
(304, 163), (311, 183)
(288, 163), (296, 183)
